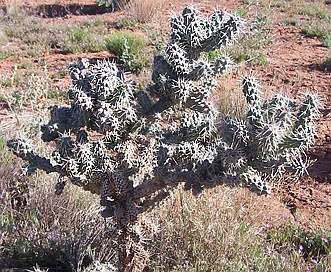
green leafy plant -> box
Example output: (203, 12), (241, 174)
(321, 34), (331, 47)
(105, 30), (149, 71)
(222, 13), (271, 65)
(145, 28), (166, 52)
(7, 5), (320, 271)
(0, 49), (10, 59)
(96, 0), (130, 10)
(299, 4), (331, 47)
(70, 27), (91, 42)
(0, 135), (6, 151)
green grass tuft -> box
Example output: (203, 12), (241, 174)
(321, 34), (331, 47)
(105, 30), (148, 57)
(104, 30), (151, 71)
(222, 13), (271, 66)
(0, 49), (11, 59)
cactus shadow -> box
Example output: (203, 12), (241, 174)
(0, 4), (117, 18)
(307, 152), (331, 184)
(306, 108), (331, 184)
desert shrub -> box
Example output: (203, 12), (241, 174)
(105, 30), (147, 56)
(96, 0), (130, 10)
(0, 173), (115, 271)
(147, 187), (331, 272)
(321, 34), (331, 47)
(294, 1), (331, 47)
(50, 20), (107, 54)
(297, 2), (330, 20)
(0, 136), (7, 154)
(1, 71), (62, 112)
(126, 0), (166, 23)
(105, 30), (150, 71)
(111, 0), (165, 28)
(6, 4), (320, 271)
(268, 225), (331, 259)
(0, 49), (11, 59)
(222, 12), (271, 65)
(320, 57), (331, 71)
(2, 0), (22, 15)
(301, 23), (331, 40)
(0, 13), (106, 56)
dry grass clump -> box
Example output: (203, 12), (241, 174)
(144, 186), (330, 271)
(3, 0), (21, 15)
(0, 27), (8, 46)
(214, 72), (247, 119)
(126, 0), (167, 23)
(0, 149), (116, 270)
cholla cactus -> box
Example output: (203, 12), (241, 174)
(220, 76), (320, 193)
(147, 5), (238, 112)
(7, 5), (319, 271)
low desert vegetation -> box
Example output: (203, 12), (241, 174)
(240, 0), (331, 48)
(0, 10), (108, 56)
(104, 30), (151, 71)
(0, 0), (330, 271)
(1, 69), (67, 112)
(96, 0), (130, 10)
(0, 163), (115, 271)
(126, 0), (166, 24)
(146, 188), (331, 271)
(320, 56), (331, 71)
(222, 12), (272, 65)
(1, 169), (330, 271)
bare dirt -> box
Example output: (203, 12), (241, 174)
(0, 0), (330, 228)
